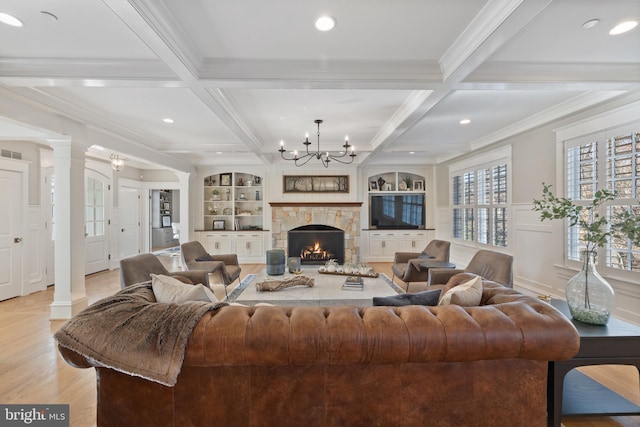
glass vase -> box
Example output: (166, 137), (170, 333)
(565, 251), (615, 325)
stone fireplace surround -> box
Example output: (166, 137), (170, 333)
(270, 202), (361, 264)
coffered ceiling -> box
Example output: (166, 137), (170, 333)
(0, 0), (638, 170)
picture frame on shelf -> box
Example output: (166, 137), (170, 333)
(213, 220), (225, 230)
(220, 173), (232, 186)
(163, 202), (170, 210)
(369, 180), (378, 191)
(162, 215), (171, 227)
(413, 180), (424, 191)
(283, 175), (349, 193)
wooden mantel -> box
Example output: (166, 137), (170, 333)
(269, 202), (362, 207)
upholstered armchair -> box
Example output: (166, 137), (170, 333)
(391, 239), (450, 291)
(428, 249), (513, 288)
(119, 253), (211, 289)
(180, 241), (242, 297)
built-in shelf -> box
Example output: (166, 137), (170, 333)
(203, 172), (264, 231)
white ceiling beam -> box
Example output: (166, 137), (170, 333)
(361, 0), (554, 166)
(103, 0), (271, 163)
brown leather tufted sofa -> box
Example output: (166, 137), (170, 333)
(59, 273), (579, 427)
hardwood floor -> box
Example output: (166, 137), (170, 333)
(0, 259), (637, 427)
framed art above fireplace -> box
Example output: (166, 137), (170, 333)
(283, 175), (349, 193)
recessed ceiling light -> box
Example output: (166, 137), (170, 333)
(582, 19), (600, 29)
(0, 12), (23, 27)
(459, 119), (471, 125)
(315, 15), (336, 32)
(409, 151), (415, 155)
(162, 118), (174, 124)
(90, 145), (105, 151)
(217, 152), (223, 155)
(610, 21), (638, 35)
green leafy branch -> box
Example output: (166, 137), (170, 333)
(532, 183), (640, 253)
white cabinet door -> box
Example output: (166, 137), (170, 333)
(369, 232), (398, 257)
(234, 233), (264, 259)
(200, 232), (233, 254)
(396, 231), (428, 252)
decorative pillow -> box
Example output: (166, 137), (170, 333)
(151, 274), (217, 304)
(438, 276), (482, 306)
(373, 289), (441, 307)
(195, 254), (214, 262)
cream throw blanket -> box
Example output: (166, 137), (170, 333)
(54, 282), (226, 386)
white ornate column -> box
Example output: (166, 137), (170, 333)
(49, 139), (89, 319)
(174, 171), (191, 243)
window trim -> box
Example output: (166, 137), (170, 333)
(556, 106), (640, 280)
(449, 145), (512, 249)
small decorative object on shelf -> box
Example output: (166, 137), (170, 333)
(377, 176), (385, 189)
(238, 178), (244, 186)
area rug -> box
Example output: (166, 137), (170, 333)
(153, 246), (180, 256)
(226, 274), (256, 301)
(562, 369), (640, 415)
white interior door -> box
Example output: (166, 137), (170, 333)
(119, 184), (141, 259)
(85, 171), (110, 274)
(0, 169), (23, 301)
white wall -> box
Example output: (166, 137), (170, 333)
(434, 94), (640, 324)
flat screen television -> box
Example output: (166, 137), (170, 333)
(369, 194), (425, 229)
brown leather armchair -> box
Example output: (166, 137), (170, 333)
(119, 253), (210, 289)
(391, 239), (450, 290)
(180, 241), (241, 297)
(428, 249), (513, 288)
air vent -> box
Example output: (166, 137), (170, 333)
(1, 149), (22, 160)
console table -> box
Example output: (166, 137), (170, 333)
(547, 299), (640, 427)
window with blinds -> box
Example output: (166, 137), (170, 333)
(565, 130), (640, 272)
(451, 162), (509, 248)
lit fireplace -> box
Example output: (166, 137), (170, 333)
(288, 224), (344, 265)
(300, 241), (334, 262)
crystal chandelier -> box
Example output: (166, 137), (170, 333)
(278, 119), (356, 168)
(110, 153), (126, 172)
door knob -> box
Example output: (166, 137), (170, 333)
(14, 237), (22, 243)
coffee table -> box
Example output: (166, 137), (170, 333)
(227, 267), (404, 306)
(547, 299), (640, 427)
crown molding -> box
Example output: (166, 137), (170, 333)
(468, 91), (626, 151)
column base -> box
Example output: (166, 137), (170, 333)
(49, 296), (89, 320)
